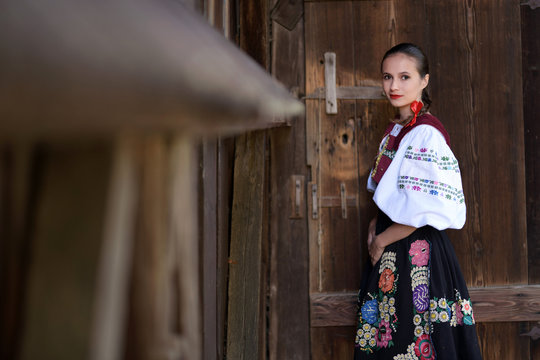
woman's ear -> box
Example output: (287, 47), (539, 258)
(421, 74), (430, 89)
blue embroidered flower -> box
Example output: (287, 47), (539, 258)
(361, 299), (379, 324)
(463, 315), (474, 325)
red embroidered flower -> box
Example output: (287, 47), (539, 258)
(376, 319), (393, 348)
(414, 334), (434, 359)
(409, 240), (430, 267)
(378, 268), (395, 293)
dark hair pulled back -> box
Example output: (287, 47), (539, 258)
(381, 43), (432, 111)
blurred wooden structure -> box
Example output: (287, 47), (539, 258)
(1, 0), (539, 359)
(0, 1), (302, 360)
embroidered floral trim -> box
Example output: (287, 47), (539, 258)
(392, 241), (476, 359)
(398, 176), (465, 204)
(405, 146), (460, 173)
(356, 252), (399, 353)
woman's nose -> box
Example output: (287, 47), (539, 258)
(390, 80), (399, 91)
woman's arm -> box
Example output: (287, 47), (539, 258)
(368, 223), (416, 265)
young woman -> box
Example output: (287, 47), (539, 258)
(354, 43), (482, 359)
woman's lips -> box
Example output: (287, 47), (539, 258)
(390, 94), (403, 99)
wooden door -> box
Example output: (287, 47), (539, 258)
(303, 1), (538, 359)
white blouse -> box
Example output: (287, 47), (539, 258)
(368, 124), (466, 230)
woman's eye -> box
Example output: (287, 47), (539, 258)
(383, 74), (391, 80)
(401, 75), (410, 80)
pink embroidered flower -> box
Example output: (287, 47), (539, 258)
(455, 302), (464, 325)
(414, 334), (434, 359)
(409, 240), (430, 267)
(420, 148), (427, 153)
(376, 319), (393, 348)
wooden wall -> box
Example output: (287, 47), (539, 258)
(522, 3), (540, 359)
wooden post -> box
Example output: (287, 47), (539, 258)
(90, 137), (138, 360)
(169, 135), (201, 360)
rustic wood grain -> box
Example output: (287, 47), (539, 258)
(311, 326), (356, 360)
(311, 286), (540, 327)
(522, 4), (540, 359)
(89, 138), (138, 360)
(268, 9), (311, 358)
(200, 139), (218, 360)
(226, 132), (266, 360)
(124, 137), (170, 360)
(216, 137), (234, 360)
(170, 136), (201, 360)
(270, 0), (303, 31)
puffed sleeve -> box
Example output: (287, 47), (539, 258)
(372, 125), (466, 230)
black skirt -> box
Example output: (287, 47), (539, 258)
(354, 211), (482, 360)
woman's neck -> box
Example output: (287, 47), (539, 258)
(398, 105), (413, 121)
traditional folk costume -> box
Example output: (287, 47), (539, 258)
(354, 112), (482, 360)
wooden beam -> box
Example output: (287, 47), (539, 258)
(305, 86), (385, 100)
(310, 285), (540, 327)
(0, 0), (303, 137)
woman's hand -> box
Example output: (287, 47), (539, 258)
(367, 217), (377, 248)
(367, 217), (383, 265)
(368, 237), (385, 266)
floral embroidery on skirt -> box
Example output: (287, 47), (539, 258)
(354, 212), (482, 360)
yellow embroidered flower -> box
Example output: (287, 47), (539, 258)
(371, 327), (377, 335)
(363, 323), (370, 331)
(364, 331), (371, 340)
(439, 311), (450, 322)
(429, 300), (437, 310)
(369, 338), (376, 347)
(389, 297), (396, 306)
(359, 338), (367, 347)
(413, 314), (422, 325)
(424, 323), (432, 335)
(414, 326), (424, 337)
(438, 298), (448, 308)
(357, 329), (364, 337)
(430, 311), (438, 322)
(389, 306), (396, 315)
(424, 312), (430, 322)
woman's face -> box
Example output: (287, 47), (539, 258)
(381, 53), (429, 114)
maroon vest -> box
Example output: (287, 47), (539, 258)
(371, 114), (451, 184)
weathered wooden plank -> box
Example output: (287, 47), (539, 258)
(226, 132), (266, 360)
(90, 138), (137, 360)
(170, 136), (201, 360)
(200, 139), (218, 360)
(476, 322), (530, 360)
(269, 8), (311, 360)
(522, 5), (540, 359)
(311, 326), (355, 360)
(270, 0), (303, 31)
(124, 137), (170, 360)
(305, 86), (386, 100)
(216, 137), (234, 360)
(311, 286), (540, 327)
(239, 0), (269, 69)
